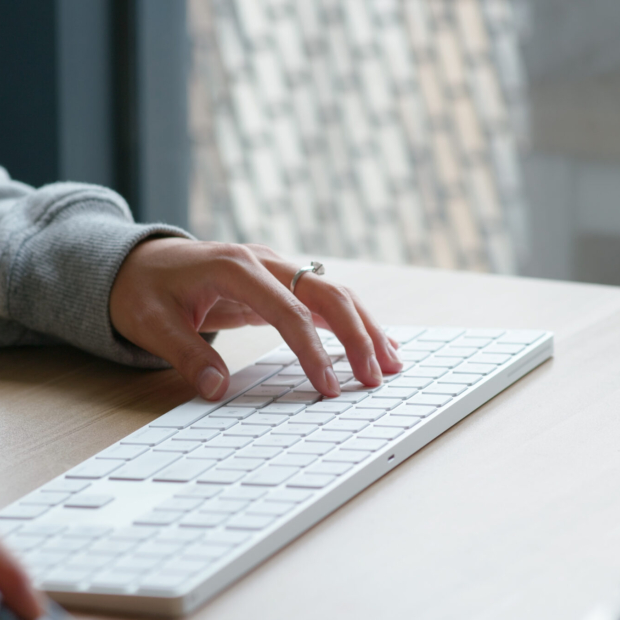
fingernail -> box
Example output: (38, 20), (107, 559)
(199, 366), (224, 400)
(368, 355), (383, 384)
(324, 366), (341, 397)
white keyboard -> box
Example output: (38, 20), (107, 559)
(0, 326), (553, 616)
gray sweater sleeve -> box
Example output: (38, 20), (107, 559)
(0, 166), (193, 368)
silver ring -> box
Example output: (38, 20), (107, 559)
(290, 261), (326, 294)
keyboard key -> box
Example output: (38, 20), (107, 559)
(485, 344), (524, 355)
(340, 408), (387, 422)
(96, 444), (148, 460)
(323, 391), (369, 403)
(110, 452), (180, 481)
(257, 351), (297, 365)
(265, 489), (313, 503)
(40, 480), (90, 494)
(148, 401), (218, 429)
(183, 543), (229, 560)
(260, 403), (305, 415)
(272, 423), (318, 436)
(341, 438), (388, 452)
(180, 513), (227, 528)
(375, 415), (421, 429)
(135, 571), (187, 594)
(223, 425), (270, 438)
(436, 347), (477, 358)
(174, 485), (223, 499)
(190, 418), (238, 431)
(154, 529), (204, 544)
(197, 470), (245, 485)
(287, 473), (336, 489)
(291, 412), (336, 425)
(160, 557), (208, 575)
(218, 457), (264, 472)
(279, 366), (310, 377)
(90, 570), (139, 592)
(64, 494), (114, 509)
(263, 375), (306, 388)
(355, 398), (398, 410)
(41, 568), (87, 589)
(189, 446), (235, 460)
(113, 555), (161, 573)
(15, 523), (64, 537)
(226, 515), (275, 530)
(322, 419), (368, 433)
(134, 511), (180, 526)
(228, 396), (274, 408)
(156, 498), (204, 512)
(133, 540), (185, 558)
(392, 404), (437, 418)
(418, 328), (463, 342)
(65, 553), (114, 571)
(324, 449), (371, 464)
(374, 386), (418, 399)
(421, 357), (462, 369)
(359, 427), (403, 441)
(307, 462), (352, 476)
(200, 499), (249, 514)
(288, 441), (334, 456)
(120, 428), (176, 446)
(41, 536), (90, 553)
(205, 530), (250, 546)
(305, 402), (351, 414)
(65, 459), (124, 479)
(247, 501), (295, 516)
(465, 329), (505, 339)
(173, 428), (222, 441)
(90, 539), (137, 555)
(401, 341), (442, 352)
(254, 434), (302, 448)
(276, 392), (321, 405)
(21, 491), (70, 506)
(205, 436), (252, 449)
(389, 377), (431, 389)
(245, 385), (290, 397)
(219, 487), (267, 501)
(306, 430), (352, 444)
(153, 459), (216, 483)
(110, 527), (156, 541)
(452, 337), (492, 348)
(408, 394), (452, 407)
(5, 535), (46, 552)
(236, 446), (283, 460)
(241, 413), (287, 427)
(385, 326), (426, 343)
(404, 367), (449, 379)
(153, 439), (200, 453)
(438, 373), (482, 386)
(270, 453), (317, 467)
(423, 384), (466, 397)
(497, 330), (544, 345)
(210, 407), (256, 419)
(341, 381), (380, 393)
(452, 363), (494, 375)
(0, 504), (49, 520)
(294, 380), (321, 393)
(243, 466), (300, 486)
(470, 353), (511, 365)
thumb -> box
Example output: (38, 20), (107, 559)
(155, 323), (230, 401)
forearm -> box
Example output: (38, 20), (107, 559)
(0, 168), (192, 366)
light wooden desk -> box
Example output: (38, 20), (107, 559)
(2, 259), (620, 620)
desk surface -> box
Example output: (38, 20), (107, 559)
(2, 259), (620, 620)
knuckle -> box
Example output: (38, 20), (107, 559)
(327, 283), (352, 305)
(211, 243), (258, 273)
(174, 342), (205, 373)
(286, 300), (313, 324)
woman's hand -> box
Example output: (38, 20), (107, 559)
(110, 240), (402, 400)
(0, 541), (43, 619)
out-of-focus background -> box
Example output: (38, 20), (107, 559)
(1, 0), (620, 284)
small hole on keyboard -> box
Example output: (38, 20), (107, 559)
(388, 454), (395, 462)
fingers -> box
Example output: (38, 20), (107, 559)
(246, 245), (401, 386)
(199, 299), (267, 331)
(0, 542), (44, 620)
(211, 249), (340, 397)
(296, 278), (402, 386)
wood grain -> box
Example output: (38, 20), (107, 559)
(3, 258), (620, 620)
